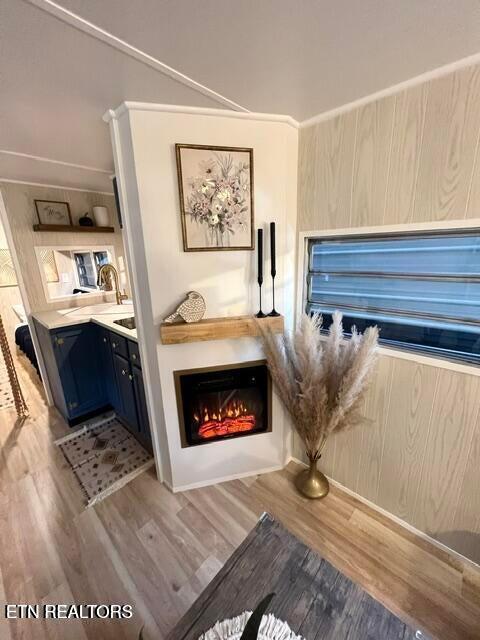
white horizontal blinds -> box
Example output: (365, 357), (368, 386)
(308, 234), (480, 331)
(309, 236), (480, 275)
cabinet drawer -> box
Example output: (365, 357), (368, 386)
(128, 340), (141, 367)
(109, 332), (128, 358)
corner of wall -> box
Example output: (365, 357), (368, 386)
(107, 109), (173, 486)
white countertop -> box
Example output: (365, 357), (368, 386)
(32, 302), (138, 341)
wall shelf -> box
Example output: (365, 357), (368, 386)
(160, 315), (284, 345)
(33, 224), (115, 233)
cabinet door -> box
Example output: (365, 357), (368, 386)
(132, 364), (152, 452)
(52, 324), (106, 418)
(98, 328), (121, 413)
(112, 352), (138, 432)
(34, 319), (68, 420)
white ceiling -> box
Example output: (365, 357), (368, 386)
(2, 0), (480, 192)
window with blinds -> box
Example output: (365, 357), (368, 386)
(306, 231), (480, 365)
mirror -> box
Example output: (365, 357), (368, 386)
(35, 245), (122, 302)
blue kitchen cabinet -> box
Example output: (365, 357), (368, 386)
(112, 351), (139, 431)
(110, 337), (152, 453)
(51, 324), (107, 420)
(35, 317), (152, 448)
(98, 327), (121, 414)
(132, 364), (152, 452)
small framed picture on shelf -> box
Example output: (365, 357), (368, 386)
(34, 200), (72, 227)
(175, 144), (254, 252)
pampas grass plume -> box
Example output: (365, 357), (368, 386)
(259, 312), (378, 461)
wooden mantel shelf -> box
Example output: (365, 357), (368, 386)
(160, 315), (284, 345)
(33, 224), (115, 233)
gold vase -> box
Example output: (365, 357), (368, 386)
(295, 457), (329, 499)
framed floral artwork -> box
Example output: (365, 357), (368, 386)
(175, 144), (254, 251)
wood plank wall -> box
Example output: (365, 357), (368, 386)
(296, 63), (480, 564)
(0, 182), (129, 313)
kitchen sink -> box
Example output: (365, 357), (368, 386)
(113, 316), (136, 330)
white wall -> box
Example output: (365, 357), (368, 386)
(109, 105), (298, 490)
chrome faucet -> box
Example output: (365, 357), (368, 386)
(97, 263), (128, 305)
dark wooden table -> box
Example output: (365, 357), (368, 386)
(167, 513), (425, 639)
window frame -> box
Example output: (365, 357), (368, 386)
(298, 222), (480, 377)
(71, 249), (113, 291)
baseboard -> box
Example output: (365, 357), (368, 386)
(288, 456), (480, 570)
(165, 462), (285, 493)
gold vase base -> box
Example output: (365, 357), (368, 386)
(295, 463), (329, 499)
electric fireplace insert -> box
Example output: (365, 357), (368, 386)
(174, 361), (271, 448)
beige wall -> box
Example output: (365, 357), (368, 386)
(0, 182), (129, 312)
(296, 62), (480, 563)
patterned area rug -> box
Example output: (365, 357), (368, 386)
(56, 415), (154, 507)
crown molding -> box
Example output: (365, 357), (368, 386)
(0, 178), (113, 195)
(300, 51), (480, 128)
(25, 0), (250, 114)
(0, 149), (111, 174)
(103, 102), (299, 128)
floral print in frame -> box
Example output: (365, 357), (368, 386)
(175, 144), (254, 251)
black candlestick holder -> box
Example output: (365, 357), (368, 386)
(268, 221), (280, 317)
(268, 274), (280, 317)
(255, 278), (266, 318)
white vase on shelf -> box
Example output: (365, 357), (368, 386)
(93, 206), (110, 227)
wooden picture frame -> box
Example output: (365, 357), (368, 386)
(175, 144), (254, 252)
(34, 200), (73, 227)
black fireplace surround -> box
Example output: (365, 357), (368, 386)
(174, 361), (271, 448)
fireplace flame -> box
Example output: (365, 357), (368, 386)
(195, 399), (256, 440)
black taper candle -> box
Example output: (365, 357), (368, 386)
(255, 228), (266, 318)
(270, 222), (276, 277)
(268, 221), (280, 316)
(257, 228), (263, 284)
